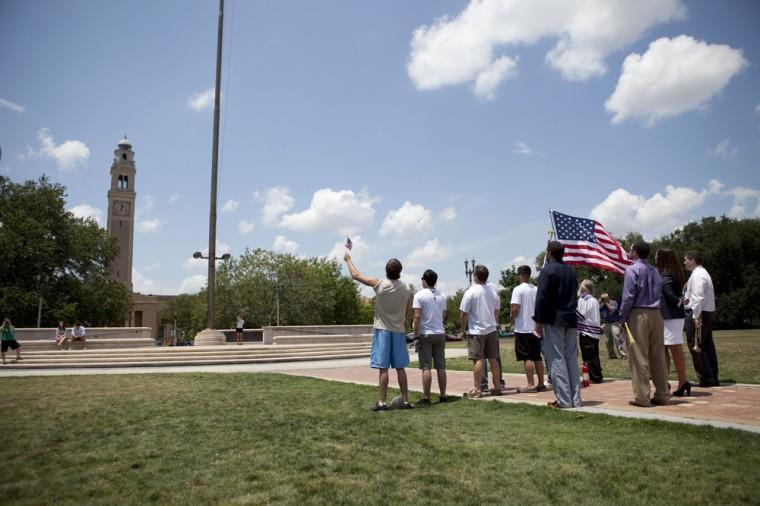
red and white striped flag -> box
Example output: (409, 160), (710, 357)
(550, 210), (633, 275)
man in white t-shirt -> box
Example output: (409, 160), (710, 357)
(510, 265), (546, 392)
(684, 250), (719, 387)
(345, 252), (412, 411)
(460, 264), (504, 397)
(412, 269), (449, 405)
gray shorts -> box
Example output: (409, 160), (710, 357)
(467, 331), (499, 360)
(418, 334), (446, 370)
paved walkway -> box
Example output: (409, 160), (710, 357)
(2, 349), (758, 434)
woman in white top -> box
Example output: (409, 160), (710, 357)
(577, 279), (603, 383)
(55, 321), (68, 350)
(235, 314), (245, 345)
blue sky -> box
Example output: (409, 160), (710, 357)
(1, 0), (758, 297)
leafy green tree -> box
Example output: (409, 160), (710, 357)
(159, 294), (206, 341)
(444, 289), (465, 334)
(0, 176), (131, 326)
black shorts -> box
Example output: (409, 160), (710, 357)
(514, 332), (542, 361)
(236, 328), (243, 333)
(1, 340), (20, 352)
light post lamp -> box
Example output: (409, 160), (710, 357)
(35, 274), (47, 328)
(192, 251), (231, 345)
(464, 257), (475, 285)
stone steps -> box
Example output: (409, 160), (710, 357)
(3, 342), (372, 369)
(273, 334), (372, 345)
(18, 339), (156, 351)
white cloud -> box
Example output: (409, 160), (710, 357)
(408, 0), (684, 98)
(513, 141), (545, 156)
(222, 199), (239, 213)
(178, 275), (207, 294)
(168, 193), (181, 204)
(378, 201), (433, 241)
(132, 268), (158, 294)
(606, 35), (748, 126)
(406, 238), (452, 267)
(238, 220), (255, 235)
(188, 88), (215, 111)
(183, 242), (231, 270)
(707, 179), (724, 194)
(440, 207), (457, 221)
(280, 188), (377, 234)
(472, 56), (518, 101)
(327, 235), (369, 264)
(590, 184), (714, 239)
(138, 218), (162, 233)
(0, 97), (25, 113)
(705, 138), (739, 159)
(141, 195), (155, 213)
(25, 128), (90, 171)
(69, 204), (103, 225)
(509, 256), (529, 268)
(726, 186), (760, 218)
(256, 186), (295, 226)
(273, 235), (299, 255)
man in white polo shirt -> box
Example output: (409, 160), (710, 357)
(511, 265), (546, 392)
(460, 264), (504, 397)
(412, 269), (449, 405)
(684, 250), (719, 387)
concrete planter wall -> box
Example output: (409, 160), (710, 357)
(262, 324), (373, 345)
(13, 327), (152, 341)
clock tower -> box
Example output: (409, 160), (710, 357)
(106, 136), (136, 292)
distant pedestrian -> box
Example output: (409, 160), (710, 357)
(620, 241), (668, 407)
(683, 250), (719, 388)
(510, 265), (546, 392)
(71, 322), (87, 350)
(1, 317), (21, 364)
(600, 294), (625, 359)
(460, 265), (504, 397)
(534, 241), (582, 409)
(236, 314), (245, 345)
(577, 279), (603, 383)
(412, 269), (449, 405)
(55, 321), (68, 350)
(345, 252), (412, 411)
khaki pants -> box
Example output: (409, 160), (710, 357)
(627, 308), (669, 405)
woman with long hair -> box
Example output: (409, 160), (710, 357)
(655, 248), (691, 396)
(577, 279), (603, 383)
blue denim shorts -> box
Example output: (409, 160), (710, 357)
(370, 328), (410, 369)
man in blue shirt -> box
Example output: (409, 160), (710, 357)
(620, 241), (669, 407)
(534, 241), (581, 409)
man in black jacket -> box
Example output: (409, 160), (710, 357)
(534, 241), (582, 408)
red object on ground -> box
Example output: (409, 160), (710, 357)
(582, 363), (591, 388)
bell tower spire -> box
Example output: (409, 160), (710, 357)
(106, 135), (136, 292)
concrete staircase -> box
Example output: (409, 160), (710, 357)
(3, 342), (372, 369)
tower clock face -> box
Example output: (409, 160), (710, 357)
(114, 201), (131, 216)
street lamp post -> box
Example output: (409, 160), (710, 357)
(192, 250), (231, 345)
(464, 257), (475, 285)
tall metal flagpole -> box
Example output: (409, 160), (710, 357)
(195, 0), (226, 346)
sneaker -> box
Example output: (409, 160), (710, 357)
(536, 385), (548, 392)
(415, 397), (432, 407)
(371, 402), (388, 412)
(397, 401), (414, 410)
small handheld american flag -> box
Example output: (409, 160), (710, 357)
(550, 210), (633, 275)
(345, 236), (353, 251)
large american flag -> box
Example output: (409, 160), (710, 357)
(550, 210), (633, 275)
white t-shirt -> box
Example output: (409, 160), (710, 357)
(236, 318), (244, 329)
(413, 288), (446, 335)
(460, 283), (500, 335)
(510, 282), (537, 333)
(72, 325), (86, 337)
(684, 265), (715, 318)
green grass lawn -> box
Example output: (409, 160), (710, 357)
(1, 373), (759, 504)
(442, 329), (760, 385)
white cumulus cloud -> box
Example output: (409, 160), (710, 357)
(69, 204), (103, 225)
(256, 186), (295, 226)
(280, 188), (377, 234)
(132, 268), (158, 294)
(408, 0), (684, 98)
(440, 207), (457, 221)
(222, 199), (239, 213)
(168, 193), (181, 204)
(726, 186), (760, 218)
(178, 275), (207, 294)
(406, 238), (452, 267)
(605, 35), (748, 126)
(238, 220), (255, 235)
(25, 128), (90, 171)
(273, 235), (300, 255)
(590, 183), (717, 239)
(188, 88), (215, 111)
(0, 97), (25, 113)
(378, 201), (433, 241)
(138, 218), (162, 233)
